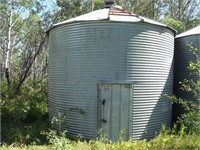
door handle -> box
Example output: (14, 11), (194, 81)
(102, 99), (106, 105)
(102, 119), (107, 123)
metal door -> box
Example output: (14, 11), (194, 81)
(98, 84), (132, 141)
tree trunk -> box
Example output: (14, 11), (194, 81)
(5, 8), (13, 86)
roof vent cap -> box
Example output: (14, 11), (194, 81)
(105, 0), (115, 5)
(103, 0), (122, 9)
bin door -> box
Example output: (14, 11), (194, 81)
(98, 84), (132, 141)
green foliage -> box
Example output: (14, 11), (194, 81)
(1, 127), (200, 150)
(51, 113), (66, 135)
(162, 18), (186, 33)
(56, 0), (104, 21)
(119, 0), (164, 20)
(169, 43), (200, 135)
(0, 143), (49, 150)
(38, 126), (199, 150)
(162, 0), (199, 30)
(1, 79), (48, 145)
(44, 130), (69, 150)
(148, 133), (200, 150)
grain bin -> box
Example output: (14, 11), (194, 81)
(174, 25), (200, 122)
(48, 2), (175, 141)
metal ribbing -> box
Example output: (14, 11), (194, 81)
(126, 28), (174, 140)
(49, 21), (174, 140)
(174, 35), (200, 122)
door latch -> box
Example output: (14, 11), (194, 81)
(102, 99), (106, 105)
(101, 119), (107, 123)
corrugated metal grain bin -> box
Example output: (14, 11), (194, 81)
(173, 25), (200, 122)
(48, 2), (175, 141)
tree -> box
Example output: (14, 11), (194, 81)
(56, 0), (104, 21)
(162, 18), (186, 33)
(163, 0), (199, 30)
(116, 0), (164, 20)
(0, 0), (58, 93)
(0, 0), (57, 144)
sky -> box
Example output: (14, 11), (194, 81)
(20, 0), (59, 19)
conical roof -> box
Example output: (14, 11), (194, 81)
(176, 25), (200, 38)
(52, 4), (175, 33)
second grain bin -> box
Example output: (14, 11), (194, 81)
(48, 2), (175, 141)
(174, 25), (200, 122)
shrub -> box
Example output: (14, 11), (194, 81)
(169, 43), (200, 135)
(1, 79), (48, 145)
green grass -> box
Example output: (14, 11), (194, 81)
(0, 145), (49, 150)
(1, 134), (200, 150)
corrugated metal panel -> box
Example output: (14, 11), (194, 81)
(174, 34), (200, 122)
(126, 26), (173, 140)
(49, 21), (174, 140)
